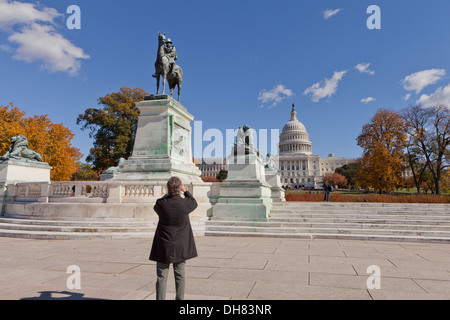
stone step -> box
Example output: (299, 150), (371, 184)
(211, 215), (450, 224)
(206, 200), (450, 243)
(0, 228), (154, 240)
(0, 217), (154, 227)
(204, 230), (450, 243)
(0, 217), (205, 239)
(269, 216), (450, 224)
(270, 208), (449, 215)
(207, 220), (450, 230)
(205, 224), (450, 238)
(268, 217), (450, 225)
(3, 213), (156, 222)
(0, 222), (155, 233)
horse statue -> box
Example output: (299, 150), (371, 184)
(154, 32), (183, 102)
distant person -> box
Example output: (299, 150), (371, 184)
(323, 183), (332, 202)
(149, 177), (198, 300)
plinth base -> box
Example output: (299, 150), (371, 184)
(209, 153), (273, 221)
(0, 159), (51, 184)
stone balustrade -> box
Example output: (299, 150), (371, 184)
(2, 181), (202, 205)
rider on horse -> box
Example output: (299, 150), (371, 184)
(153, 38), (177, 78)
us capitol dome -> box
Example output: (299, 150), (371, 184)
(278, 103), (353, 189)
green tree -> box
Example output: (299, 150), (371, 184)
(335, 161), (361, 189)
(76, 87), (148, 172)
(216, 170), (228, 182)
(71, 163), (99, 181)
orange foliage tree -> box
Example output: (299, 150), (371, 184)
(0, 103), (82, 181)
(323, 173), (348, 188)
(357, 109), (407, 193)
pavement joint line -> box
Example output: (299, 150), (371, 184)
(119, 264), (142, 275)
(366, 289), (374, 300)
(387, 258), (398, 268)
(351, 264), (359, 276)
(245, 281), (257, 299)
(410, 278), (429, 293)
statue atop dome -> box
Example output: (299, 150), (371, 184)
(291, 103), (297, 121)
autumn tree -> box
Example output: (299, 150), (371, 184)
(0, 103), (82, 181)
(357, 109), (407, 193)
(323, 172), (348, 188)
(76, 87), (148, 172)
(402, 105), (449, 194)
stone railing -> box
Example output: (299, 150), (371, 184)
(3, 181), (203, 204)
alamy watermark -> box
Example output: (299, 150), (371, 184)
(367, 5), (381, 30)
(67, 5), (81, 30)
(66, 265), (81, 290)
(366, 265), (381, 290)
(193, 121), (280, 165)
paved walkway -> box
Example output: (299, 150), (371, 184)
(1, 236), (450, 300)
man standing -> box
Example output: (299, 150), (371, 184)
(149, 177), (198, 300)
(323, 182), (331, 202)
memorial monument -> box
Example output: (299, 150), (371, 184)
(208, 125), (274, 221)
(101, 32), (202, 184)
(264, 153), (286, 202)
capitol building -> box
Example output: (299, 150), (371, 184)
(197, 103), (353, 189)
(278, 104), (352, 189)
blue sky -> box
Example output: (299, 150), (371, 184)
(1, 0), (449, 162)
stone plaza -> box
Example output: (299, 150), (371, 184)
(1, 236), (450, 300)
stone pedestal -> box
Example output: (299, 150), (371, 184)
(265, 168), (286, 202)
(0, 159), (51, 184)
(100, 95), (203, 184)
(209, 153), (272, 221)
(0, 159), (52, 215)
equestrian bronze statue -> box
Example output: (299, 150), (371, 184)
(154, 32), (183, 102)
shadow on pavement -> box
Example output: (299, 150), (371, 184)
(21, 291), (107, 300)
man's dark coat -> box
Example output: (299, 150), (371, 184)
(149, 191), (198, 264)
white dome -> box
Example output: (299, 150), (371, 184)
(282, 119), (307, 135)
(279, 104), (313, 155)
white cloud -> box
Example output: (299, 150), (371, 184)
(0, 0), (89, 75)
(416, 84), (450, 108)
(355, 63), (375, 76)
(8, 23), (89, 75)
(258, 84), (294, 109)
(323, 8), (342, 19)
(402, 69), (446, 94)
(361, 97), (376, 104)
(303, 70), (347, 103)
(403, 93), (411, 101)
(0, 0), (61, 30)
